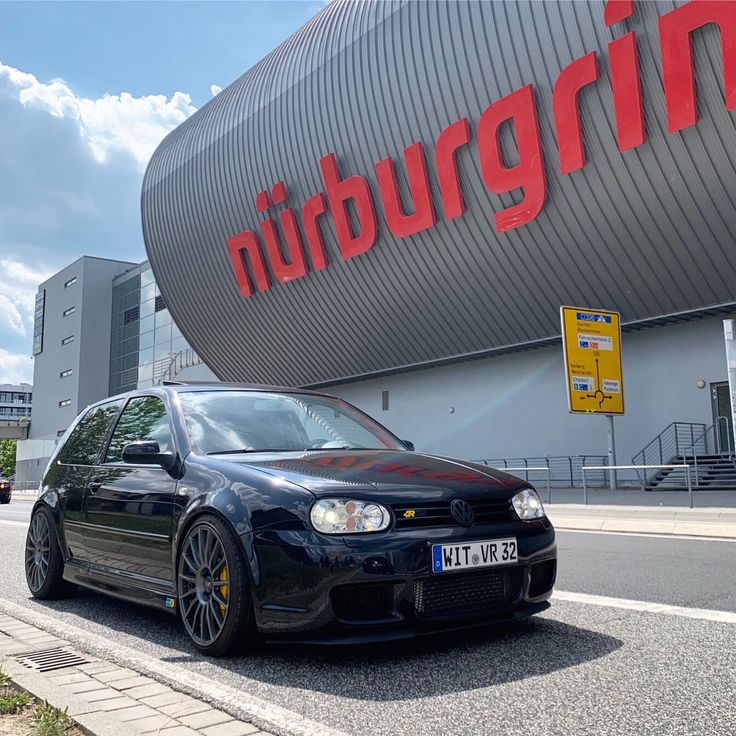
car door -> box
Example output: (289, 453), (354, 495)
(82, 394), (177, 587)
(52, 399), (124, 561)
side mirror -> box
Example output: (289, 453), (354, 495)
(122, 440), (176, 470)
(402, 439), (415, 452)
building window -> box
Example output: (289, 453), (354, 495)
(63, 306), (76, 317)
(61, 335), (74, 346)
(123, 306), (140, 325)
(58, 399), (71, 408)
(64, 276), (77, 288)
(382, 390), (390, 411)
(154, 295), (166, 312)
(60, 369), (73, 379)
(33, 289), (45, 356)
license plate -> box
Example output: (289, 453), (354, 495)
(431, 538), (518, 574)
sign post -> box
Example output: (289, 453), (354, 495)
(561, 307), (624, 491)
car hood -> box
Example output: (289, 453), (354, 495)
(216, 450), (526, 502)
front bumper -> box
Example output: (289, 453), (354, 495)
(248, 518), (556, 641)
(0, 488), (11, 502)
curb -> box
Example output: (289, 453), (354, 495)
(547, 513), (736, 539)
(0, 611), (275, 736)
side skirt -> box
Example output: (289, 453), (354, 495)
(63, 559), (179, 616)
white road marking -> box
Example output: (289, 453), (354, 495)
(0, 519), (29, 528)
(553, 590), (736, 624)
(556, 527), (736, 543)
(0, 598), (347, 736)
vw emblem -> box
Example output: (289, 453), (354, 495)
(450, 498), (474, 527)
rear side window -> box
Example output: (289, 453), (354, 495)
(105, 396), (172, 464)
(57, 401), (123, 466)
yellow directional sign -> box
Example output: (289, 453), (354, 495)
(560, 306), (624, 415)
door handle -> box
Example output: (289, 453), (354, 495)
(88, 477), (103, 494)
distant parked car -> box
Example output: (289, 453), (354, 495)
(24, 384), (556, 656)
(0, 478), (11, 504)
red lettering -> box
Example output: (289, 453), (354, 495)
(435, 119), (471, 219)
(319, 152), (377, 260)
(255, 190), (270, 212)
(477, 84), (546, 232)
(301, 193), (329, 270)
(553, 52), (599, 174)
(604, 0), (634, 26)
(271, 181), (287, 204)
(256, 185), (308, 284)
(609, 32), (646, 151)
(375, 142), (436, 237)
(259, 218), (307, 283)
(659, 0), (736, 133)
(226, 231), (270, 298)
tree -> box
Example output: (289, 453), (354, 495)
(0, 439), (16, 477)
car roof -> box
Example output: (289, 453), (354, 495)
(83, 382), (336, 412)
(164, 382), (333, 397)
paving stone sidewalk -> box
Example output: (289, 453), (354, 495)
(0, 613), (272, 736)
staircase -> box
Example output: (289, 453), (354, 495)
(633, 419), (736, 491)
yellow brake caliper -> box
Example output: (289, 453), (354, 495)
(218, 565), (229, 616)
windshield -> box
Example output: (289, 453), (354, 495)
(178, 390), (406, 455)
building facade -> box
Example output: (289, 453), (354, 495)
(139, 0), (736, 469)
(0, 384), (32, 424)
(15, 257), (216, 484)
(0, 383), (32, 442)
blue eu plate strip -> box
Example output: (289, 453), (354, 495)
(432, 545), (443, 573)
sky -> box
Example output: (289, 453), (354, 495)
(0, 0), (325, 385)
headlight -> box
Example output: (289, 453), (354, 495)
(310, 499), (391, 534)
(512, 488), (545, 520)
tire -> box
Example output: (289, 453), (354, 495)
(25, 505), (77, 599)
(176, 515), (256, 656)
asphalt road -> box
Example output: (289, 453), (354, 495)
(0, 499), (735, 735)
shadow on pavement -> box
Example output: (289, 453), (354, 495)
(32, 588), (621, 700)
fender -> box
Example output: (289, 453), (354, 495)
(170, 457), (315, 590)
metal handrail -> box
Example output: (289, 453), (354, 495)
(582, 463), (694, 508)
(482, 455), (607, 488)
(682, 445), (699, 486)
(631, 422), (706, 482)
(503, 467), (552, 504)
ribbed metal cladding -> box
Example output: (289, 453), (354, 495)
(142, 0), (736, 387)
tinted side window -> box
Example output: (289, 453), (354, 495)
(57, 401), (123, 466)
(105, 396), (171, 463)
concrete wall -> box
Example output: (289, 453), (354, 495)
(78, 258), (135, 409)
(334, 317), (727, 464)
(28, 258), (85, 443)
(18, 257), (136, 485)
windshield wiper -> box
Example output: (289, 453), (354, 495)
(206, 449), (293, 455)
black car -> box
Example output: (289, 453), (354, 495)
(0, 478), (11, 504)
(25, 384), (556, 656)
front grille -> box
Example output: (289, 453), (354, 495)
(331, 583), (395, 621)
(528, 559), (556, 597)
(393, 499), (514, 528)
(414, 566), (524, 618)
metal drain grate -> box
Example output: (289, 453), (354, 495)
(17, 647), (91, 673)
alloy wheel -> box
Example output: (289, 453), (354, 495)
(25, 512), (50, 592)
(178, 524), (231, 647)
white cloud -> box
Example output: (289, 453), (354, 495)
(210, 84), (222, 97)
(0, 348), (33, 385)
(0, 259), (51, 337)
(0, 62), (197, 170)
